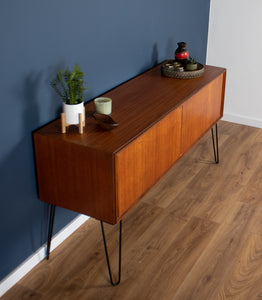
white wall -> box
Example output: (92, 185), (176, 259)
(207, 0), (262, 128)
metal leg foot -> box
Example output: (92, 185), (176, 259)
(100, 220), (122, 286)
(46, 204), (56, 260)
(211, 123), (219, 164)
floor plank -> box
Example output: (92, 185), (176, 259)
(172, 202), (255, 300)
(214, 233), (262, 300)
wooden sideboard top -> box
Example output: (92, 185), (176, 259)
(35, 64), (226, 154)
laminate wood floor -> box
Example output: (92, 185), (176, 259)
(2, 121), (262, 300)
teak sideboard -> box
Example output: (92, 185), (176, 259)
(34, 64), (226, 225)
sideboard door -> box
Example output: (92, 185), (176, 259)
(115, 107), (182, 220)
(181, 73), (225, 154)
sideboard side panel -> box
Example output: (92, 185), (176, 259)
(34, 134), (116, 224)
(181, 73), (225, 153)
(115, 107), (182, 218)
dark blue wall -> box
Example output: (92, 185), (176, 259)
(0, 0), (210, 281)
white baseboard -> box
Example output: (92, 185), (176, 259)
(222, 112), (262, 129)
(0, 214), (89, 297)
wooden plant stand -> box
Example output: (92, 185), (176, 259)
(61, 112), (85, 134)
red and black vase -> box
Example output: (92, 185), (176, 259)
(175, 42), (189, 67)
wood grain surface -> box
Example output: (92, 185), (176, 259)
(116, 107), (182, 218)
(4, 120), (262, 300)
(181, 73), (224, 153)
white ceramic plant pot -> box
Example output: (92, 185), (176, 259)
(63, 102), (85, 125)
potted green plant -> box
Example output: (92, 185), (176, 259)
(186, 57), (198, 71)
(50, 64), (88, 125)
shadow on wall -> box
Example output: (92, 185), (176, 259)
(151, 43), (159, 67)
(0, 136), (49, 278)
(0, 67), (77, 280)
(152, 38), (176, 67)
(22, 72), (42, 133)
(166, 38), (175, 60)
(137, 43), (160, 75)
(0, 70), (48, 278)
(139, 39), (176, 74)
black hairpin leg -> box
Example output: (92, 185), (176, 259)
(46, 204), (56, 260)
(211, 123), (219, 164)
(100, 220), (122, 286)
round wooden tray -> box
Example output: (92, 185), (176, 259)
(161, 60), (204, 79)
